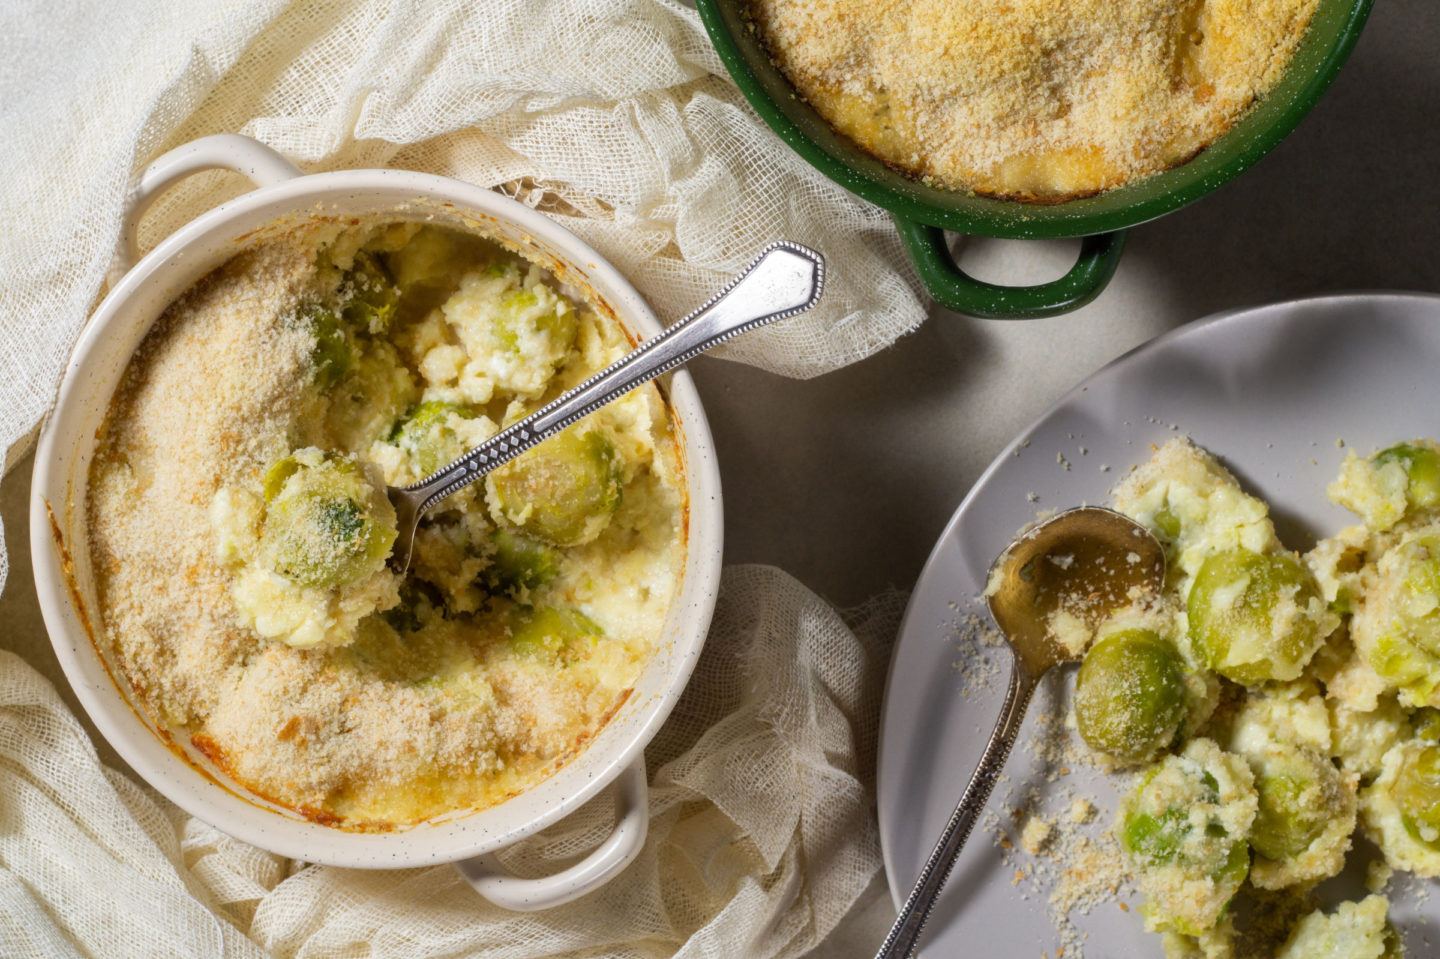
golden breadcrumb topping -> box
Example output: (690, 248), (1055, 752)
(747, 0), (1320, 200)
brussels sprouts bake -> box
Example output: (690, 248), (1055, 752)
(744, 0), (1321, 201)
(86, 220), (686, 827)
(1044, 436), (1440, 957)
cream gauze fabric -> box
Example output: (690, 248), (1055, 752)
(0, 0), (924, 954)
(0, 567), (902, 959)
(0, 0), (926, 589)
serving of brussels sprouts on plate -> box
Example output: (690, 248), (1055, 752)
(1028, 435), (1440, 957)
(878, 295), (1440, 959)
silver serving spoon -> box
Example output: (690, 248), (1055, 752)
(386, 241), (825, 573)
(874, 506), (1166, 959)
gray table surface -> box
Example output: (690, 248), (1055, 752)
(4, 0), (1439, 953)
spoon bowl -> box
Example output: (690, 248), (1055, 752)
(987, 506), (1168, 676)
(875, 506), (1165, 959)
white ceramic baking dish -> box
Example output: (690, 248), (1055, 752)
(29, 134), (724, 911)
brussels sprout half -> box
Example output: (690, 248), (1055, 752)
(1394, 742), (1440, 850)
(300, 303), (354, 389)
(489, 427), (622, 547)
(1249, 746), (1343, 862)
(262, 451), (396, 588)
(485, 528), (561, 597)
(1117, 740), (1256, 936)
(391, 400), (477, 476)
(505, 605), (602, 662)
(1075, 629), (1189, 763)
(1357, 531), (1440, 707)
(492, 281), (577, 357)
(1375, 443), (1440, 511)
(341, 250), (399, 334)
(1188, 549), (1329, 685)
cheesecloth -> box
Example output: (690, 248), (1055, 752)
(0, 565), (902, 958)
(0, 0), (924, 954)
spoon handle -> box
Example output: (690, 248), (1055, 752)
(874, 659), (1040, 959)
(397, 241), (824, 517)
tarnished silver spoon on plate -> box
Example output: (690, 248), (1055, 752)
(875, 506), (1166, 959)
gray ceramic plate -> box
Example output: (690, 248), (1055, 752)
(877, 293), (1440, 957)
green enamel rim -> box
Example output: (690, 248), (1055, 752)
(698, 0), (1372, 316)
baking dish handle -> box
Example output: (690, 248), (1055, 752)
(892, 215), (1126, 319)
(456, 757), (649, 911)
(114, 133), (304, 278)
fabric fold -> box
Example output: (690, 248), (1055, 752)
(0, 567), (900, 957)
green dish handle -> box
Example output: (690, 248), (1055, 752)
(892, 214), (1127, 319)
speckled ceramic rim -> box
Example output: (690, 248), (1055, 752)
(30, 140), (724, 873)
(698, 0), (1372, 317)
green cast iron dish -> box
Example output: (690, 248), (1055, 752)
(698, 0), (1373, 319)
